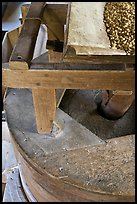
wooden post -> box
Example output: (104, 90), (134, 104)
(32, 88), (56, 134)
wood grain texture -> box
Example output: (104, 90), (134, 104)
(9, 130), (135, 202)
(19, 165), (37, 202)
(32, 88), (56, 134)
(63, 47), (135, 64)
(10, 2), (46, 67)
(4, 88), (135, 201)
(65, 3), (111, 53)
(43, 3), (68, 41)
(8, 26), (22, 49)
(64, 2), (135, 62)
(3, 69), (135, 91)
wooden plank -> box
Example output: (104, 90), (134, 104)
(112, 90), (134, 96)
(7, 26), (22, 49)
(26, 2), (46, 19)
(63, 2), (134, 64)
(40, 134), (135, 202)
(67, 2), (109, 48)
(32, 30), (64, 134)
(32, 88), (56, 134)
(19, 2), (67, 127)
(9, 126), (135, 202)
(64, 3), (126, 55)
(68, 46), (127, 56)
(10, 2), (46, 68)
(63, 48), (135, 64)
(21, 3), (68, 25)
(4, 87), (135, 201)
(48, 51), (66, 108)
(30, 59), (129, 70)
(3, 69), (135, 91)
(20, 3), (68, 42)
(21, 4), (30, 23)
(19, 163), (60, 202)
(19, 165), (37, 202)
(43, 3), (68, 41)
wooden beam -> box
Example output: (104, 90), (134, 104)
(2, 69), (135, 91)
(30, 59), (131, 70)
(20, 3), (68, 26)
(32, 88), (56, 134)
(10, 2), (46, 68)
(63, 47), (135, 64)
(43, 3), (68, 41)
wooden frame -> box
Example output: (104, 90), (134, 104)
(2, 2), (135, 134)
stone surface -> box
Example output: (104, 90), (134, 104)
(60, 89), (135, 140)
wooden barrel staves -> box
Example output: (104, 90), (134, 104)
(4, 88), (135, 202)
(2, 2), (135, 202)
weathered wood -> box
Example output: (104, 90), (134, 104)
(21, 4), (30, 23)
(63, 48), (135, 64)
(26, 2), (46, 19)
(68, 45), (127, 56)
(3, 69), (135, 91)
(20, 3), (68, 42)
(43, 3), (68, 41)
(17, 2), (66, 134)
(10, 2), (46, 68)
(2, 86), (7, 102)
(65, 3), (125, 54)
(8, 26), (22, 49)
(32, 35), (64, 134)
(47, 51), (66, 108)
(2, 26), (21, 65)
(21, 3), (68, 26)
(30, 59), (131, 71)
(19, 165), (37, 202)
(31, 23), (55, 134)
(32, 88), (56, 134)
(4, 87), (135, 201)
(63, 2), (135, 64)
(112, 90), (134, 96)
(9, 129), (135, 202)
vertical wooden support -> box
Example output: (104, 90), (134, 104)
(19, 3), (67, 134)
(32, 88), (56, 134)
